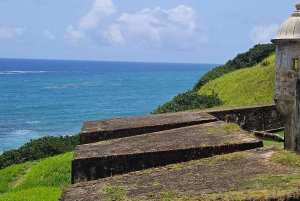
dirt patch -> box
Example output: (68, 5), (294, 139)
(62, 147), (298, 201)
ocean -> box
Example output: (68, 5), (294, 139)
(0, 58), (218, 153)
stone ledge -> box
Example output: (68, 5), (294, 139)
(80, 111), (217, 144)
(72, 121), (262, 184)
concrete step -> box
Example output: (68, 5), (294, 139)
(72, 121), (262, 184)
(80, 111), (217, 144)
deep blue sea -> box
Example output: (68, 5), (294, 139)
(0, 58), (218, 153)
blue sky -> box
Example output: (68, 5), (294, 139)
(0, 0), (298, 63)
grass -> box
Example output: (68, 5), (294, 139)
(271, 149), (300, 169)
(199, 54), (275, 107)
(277, 130), (284, 138)
(262, 139), (283, 148)
(209, 123), (241, 134)
(201, 152), (248, 164)
(261, 130), (284, 148)
(104, 186), (126, 201)
(0, 161), (36, 193)
(0, 151), (73, 201)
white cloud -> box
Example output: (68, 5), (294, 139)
(103, 25), (125, 46)
(250, 24), (279, 44)
(0, 26), (25, 39)
(64, 2), (207, 50)
(79, 0), (116, 30)
(64, 25), (86, 45)
(44, 29), (55, 40)
(103, 5), (207, 50)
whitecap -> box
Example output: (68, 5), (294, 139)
(15, 130), (33, 135)
(44, 84), (78, 89)
(82, 82), (100, 86)
(0, 71), (52, 75)
(44, 86), (59, 89)
(26, 121), (40, 124)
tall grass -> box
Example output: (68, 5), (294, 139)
(199, 54), (275, 107)
(0, 162), (36, 193)
(0, 152), (73, 201)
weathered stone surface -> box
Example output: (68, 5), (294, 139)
(72, 121), (262, 184)
(66, 104), (286, 200)
(254, 131), (284, 142)
(62, 147), (295, 201)
(272, 3), (300, 153)
(80, 111), (217, 144)
(207, 104), (284, 131)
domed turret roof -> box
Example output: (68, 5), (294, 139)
(272, 3), (300, 42)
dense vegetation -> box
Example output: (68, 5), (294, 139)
(152, 44), (275, 114)
(151, 91), (223, 114)
(0, 134), (79, 169)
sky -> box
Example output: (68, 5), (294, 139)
(0, 0), (298, 64)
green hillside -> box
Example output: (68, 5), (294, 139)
(0, 152), (73, 201)
(152, 44), (275, 114)
(198, 54), (275, 107)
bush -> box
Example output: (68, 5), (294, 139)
(260, 60), (270, 67)
(151, 90), (223, 114)
(0, 134), (80, 169)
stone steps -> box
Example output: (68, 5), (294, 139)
(72, 120), (262, 184)
(61, 105), (285, 200)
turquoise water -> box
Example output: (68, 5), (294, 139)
(0, 59), (218, 152)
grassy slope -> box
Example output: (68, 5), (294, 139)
(198, 54), (275, 107)
(0, 152), (73, 201)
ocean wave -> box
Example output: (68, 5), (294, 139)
(26, 121), (40, 124)
(81, 82), (100, 86)
(0, 71), (51, 75)
(44, 83), (100, 89)
(14, 130), (34, 135)
(44, 84), (78, 89)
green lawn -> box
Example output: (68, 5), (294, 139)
(0, 152), (73, 201)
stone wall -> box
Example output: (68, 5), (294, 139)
(208, 104), (284, 132)
(80, 104), (284, 144)
(73, 104), (283, 184)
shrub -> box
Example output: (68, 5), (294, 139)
(260, 60), (270, 67)
(151, 90), (223, 114)
(0, 134), (80, 169)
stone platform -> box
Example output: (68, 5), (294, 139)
(80, 111), (217, 144)
(62, 105), (287, 200)
(61, 147), (300, 201)
(72, 121), (262, 184)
